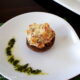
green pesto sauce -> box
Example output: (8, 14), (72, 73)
(5, 38), (44, 75)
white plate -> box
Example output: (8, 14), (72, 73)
(0, 12), (80, 80)
(54, 0), (80, 15)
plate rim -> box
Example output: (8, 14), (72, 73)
(54, 0), (80, 15)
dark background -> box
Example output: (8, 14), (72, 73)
(0, 0), (80, 38)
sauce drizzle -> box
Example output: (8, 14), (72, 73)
(6, 38), (44, 75)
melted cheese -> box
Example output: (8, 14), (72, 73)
(26, 23), (55, 48)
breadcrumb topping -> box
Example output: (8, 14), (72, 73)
(26, 23), (55, 48)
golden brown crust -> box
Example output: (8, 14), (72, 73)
(26, 23), (55, 48)
(27, 37), (55, 52)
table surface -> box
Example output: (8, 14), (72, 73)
(0, 0), (80, 38)
(0, 0), (80, 79)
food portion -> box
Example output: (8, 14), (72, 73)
(26, 23), (55, 52)
(5, 38), (44, 75)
